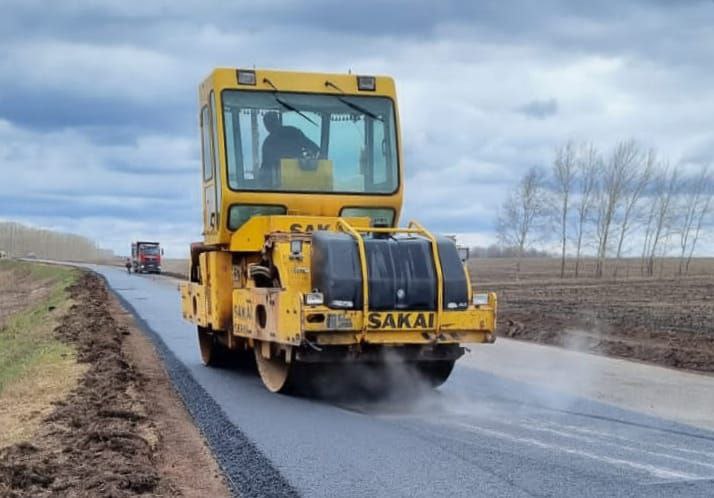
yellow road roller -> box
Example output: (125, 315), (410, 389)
(180, 68), (496, 392)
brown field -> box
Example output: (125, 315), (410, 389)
(469, 257), (714, 374)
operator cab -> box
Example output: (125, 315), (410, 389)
(198, 69), (404, 246)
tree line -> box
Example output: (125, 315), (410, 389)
(0, 222), (114, 262)
(496, 140), (713, 277)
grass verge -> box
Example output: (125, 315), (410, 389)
(0, 261), (86, 448)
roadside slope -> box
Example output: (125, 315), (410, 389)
(0, 261), (85, 449)
(0, 265), (230, 497)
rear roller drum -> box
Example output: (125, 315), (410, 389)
(197, 326), (228, 367)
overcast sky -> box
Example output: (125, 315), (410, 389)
(1, 0), (713, 257)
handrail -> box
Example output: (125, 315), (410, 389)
(335, 219), (370, 332)
(352, 227), (424, 234)
(407, 220), (444, 334)
(335, 219), (445, 335)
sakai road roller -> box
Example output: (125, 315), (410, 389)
(180, 68), (497, 393)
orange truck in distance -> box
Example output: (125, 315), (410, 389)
(131, 241), (163, 274)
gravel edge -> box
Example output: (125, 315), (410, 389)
(97, 272), (300, 498)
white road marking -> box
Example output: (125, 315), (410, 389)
(515, 421), (714, 472)
(454, 421), (703, 481)
(539, 421), (714, 460)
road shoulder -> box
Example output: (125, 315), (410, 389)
(107, 282), (230, 497)
(462, 337), (714, 431)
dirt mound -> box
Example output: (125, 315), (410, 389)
(0, 273), (170, 497)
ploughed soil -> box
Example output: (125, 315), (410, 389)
(0, 272), (229, 497)
(485, 274), (714, 374)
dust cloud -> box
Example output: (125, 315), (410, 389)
(295, 321), (610, 421)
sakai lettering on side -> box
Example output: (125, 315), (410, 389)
(289, 223), (332, 233)
(367, 312), (435, 329)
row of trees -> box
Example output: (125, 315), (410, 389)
(469, 245), (551, 259)
(497, 140), (713, 277)
(0, 222), (114, 262)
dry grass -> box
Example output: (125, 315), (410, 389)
(0, 339), (86, 447)
(0, 261), (85, 448)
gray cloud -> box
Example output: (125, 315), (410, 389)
(517, 98), (559, 119)
(1, 0), (713, 255)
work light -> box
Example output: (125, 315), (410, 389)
(357, 75), (376, 91)
(237, 69), (257, 85)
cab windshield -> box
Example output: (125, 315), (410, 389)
(141, 245), (160, 255)
(222, 90), (399, 194)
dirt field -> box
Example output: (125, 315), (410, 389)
(469, 257), (714, 374)
(0, 267), (229, 497)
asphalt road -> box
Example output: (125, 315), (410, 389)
(93, 265), (714, 497)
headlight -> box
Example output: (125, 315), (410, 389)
(290, 239), (303, 257)
(304, 292), (324, 306)
(472, 293), (489, 306)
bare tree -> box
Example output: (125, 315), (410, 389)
(497, 166), (548, 276)
(683, 167), (713, 274)
(0, 221), (111, 261)
(572, 143), (599, 278)
(646, 164), (679, 277)
(594, 140), (640, 277)
(552, 141), (577, 278)
(612, 148), (654, 277)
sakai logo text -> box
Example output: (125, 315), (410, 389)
(368, 312), (435, 329)
(290, 223), (331, 232)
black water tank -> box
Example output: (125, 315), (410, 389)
(310, 232), (468, 311)
(437, 237), (469, 310)
(310, 231), (362, 308)
(361, 237), (438, 310)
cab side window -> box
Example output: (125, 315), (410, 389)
(201, 105), (214, 181)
